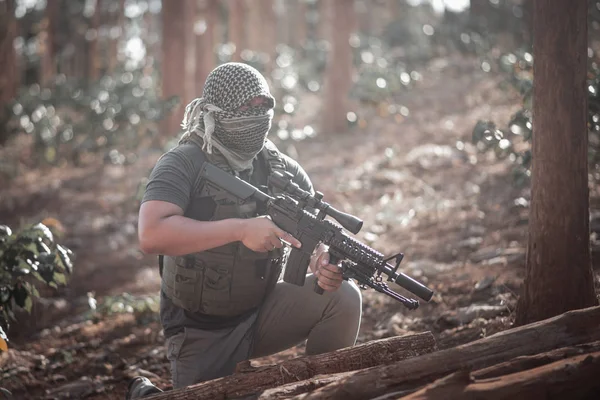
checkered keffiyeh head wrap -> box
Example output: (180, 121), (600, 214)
(180, 63), (276, 171)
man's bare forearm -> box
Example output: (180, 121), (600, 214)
(139, 215), (246, 256)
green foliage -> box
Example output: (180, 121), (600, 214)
(472, 48), (600, 184)
(5, 67), (177, 167)
(86, 292), (159, 325)
(0, 222), (74, 347)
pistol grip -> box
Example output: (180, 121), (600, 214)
(283, 248), (312, 286)
(313, 253), (340, 296)
(313, 280), (325, 295)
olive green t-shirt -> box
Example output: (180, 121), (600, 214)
(141, 142), (314, 337)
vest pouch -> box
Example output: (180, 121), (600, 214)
(198, 251), (233, 314)
(198, 253), (233, 315)
(162, 255), (205, 313)
(225, 245), (277, 315)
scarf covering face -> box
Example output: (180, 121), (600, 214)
(179, 62), (276, 172)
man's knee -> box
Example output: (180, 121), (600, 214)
(332, 280), (362, 319)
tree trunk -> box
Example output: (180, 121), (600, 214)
(387, 0), (401, 21)
(183, 0), (197, 106)
(107, 0), (124, 74)
(356, 0), (373, 37)
(227, 0), (245, 62)
(196, 0), (218, 93)
(142, 4), (160, 73)
(245, 0), (276, 74)
(70, 13), (88, 81)
(288, 306), (600, 399)
(521, 0), (533, 46)
(258, 0), (277, 76)
(246, 0), (261, 52)
(161, 1), (189, 136)
(469, 0), (491, 18)
(295, 0), (308, 50)
(321, 0), (354, 134)
(515, 0), (597, 326)
(279, 0), (299, 49)
(88, 0), (101, 82)
(148, 332), (436, 400)
(402, 351), (600, 400)
(39, 0), (58, 86)
(316, 0), (330, 43)
(0, 0), (18, 144)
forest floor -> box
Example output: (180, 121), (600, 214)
(1, 53), (599, 400)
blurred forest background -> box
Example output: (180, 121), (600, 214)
(1, 0), (600, 399)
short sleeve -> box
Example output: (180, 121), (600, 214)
(141, 144), (206, 211)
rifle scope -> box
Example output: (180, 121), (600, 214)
(269, 171), (363, 235)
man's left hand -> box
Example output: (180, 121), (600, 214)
(311, 246), (344, 292)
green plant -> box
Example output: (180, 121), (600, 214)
(4, 67), (178, 167)
(86, 292), (159, 325)
(471, 3), (600, 184)
(472, 48), (600, 184)
(0, 222), (74, 349)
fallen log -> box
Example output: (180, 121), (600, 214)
(257, 376), (341, 400)
(263, 341), (600, 400)
(148, 331), (436, 400)
(473, 340), (600, 379)
(288, 305), (600, 400)
(361, 340), (600, 400)
(256, 341), (600, 400)
(401, 351), (600, 399)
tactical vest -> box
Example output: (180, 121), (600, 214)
(161, 137), (288, 317)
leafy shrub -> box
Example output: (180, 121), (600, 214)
(4, 67), (177, 168)
(472, 48), (600, 184)
(0, 222), (74, 349)
(86, 292), (159, 325)
(470, 2), (600, 184)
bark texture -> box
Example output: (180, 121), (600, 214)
(402, 352), (600, 400)
(515, 0), (597, 326)
(288, 306), (600, 399)
(321, 0), (354, 134)
(227, 0), (245, 62)
(160, 0), (188, 136)
(195, 0), (218, 92)
(147, 332), (436, 400)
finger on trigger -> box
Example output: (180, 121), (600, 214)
(280, 231), (302, 248)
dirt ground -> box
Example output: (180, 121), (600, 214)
(1, 54), (599, 399)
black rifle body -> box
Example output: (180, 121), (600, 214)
(199, 161), (434, 310)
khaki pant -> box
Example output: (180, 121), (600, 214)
(166, 274), (362, 389)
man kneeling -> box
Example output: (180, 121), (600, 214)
(129, 63), (362, 398)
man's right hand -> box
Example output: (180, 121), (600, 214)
(239, 216), (302, 253)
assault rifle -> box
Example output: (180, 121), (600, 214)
(199, 161), (434, 310)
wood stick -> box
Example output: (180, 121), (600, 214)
(288, 306), (600, 399)
(473, 340), (600, 379)
(148, 331), (436, 400)
(402, 351), (600, 400)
